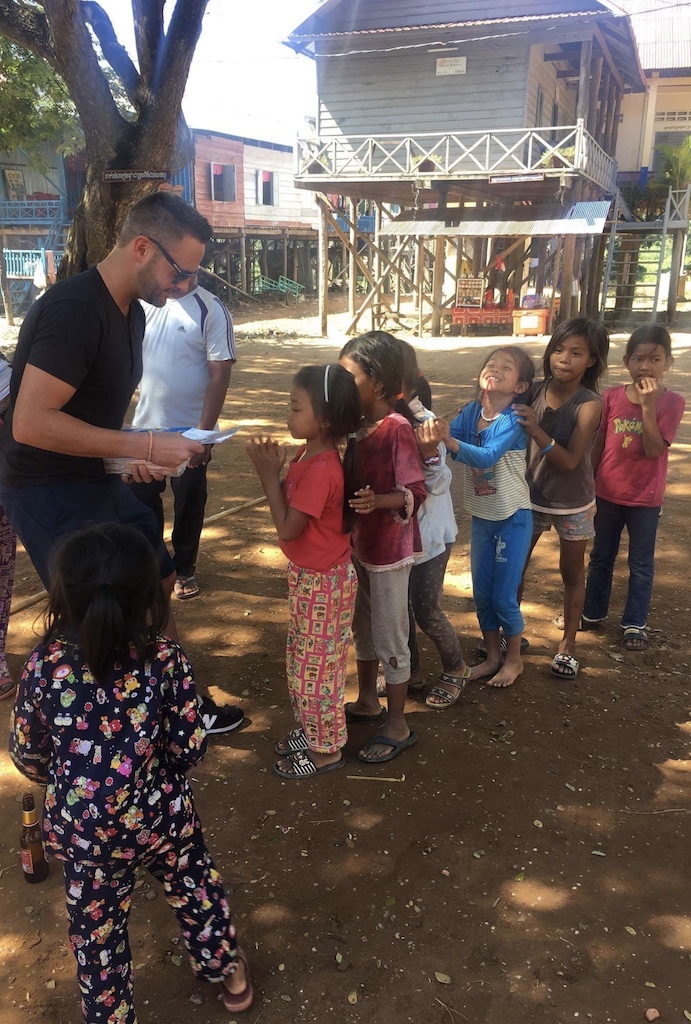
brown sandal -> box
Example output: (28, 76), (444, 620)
(221, 946), (254, 1013)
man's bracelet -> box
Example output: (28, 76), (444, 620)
(540, 437), (556, 456)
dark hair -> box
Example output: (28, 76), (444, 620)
(293, 364), (364, 531)
(392, 337), (426, 428)
(44, 524), (168, 681)
(624, 324), (672, 360)
(476, 346), (535, 400)
(339, 331), (404, 404)
(118, 192), (212, 248)
(543, 317), (609, 392)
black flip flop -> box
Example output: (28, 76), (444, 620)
(345, 702), (386, 723)
(358, 731), (418, 764)
(272, 751), (346, 779)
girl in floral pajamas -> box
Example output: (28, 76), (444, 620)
(9, 523), (252, 1023)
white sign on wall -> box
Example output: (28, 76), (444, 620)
(436, 56), (467, 76)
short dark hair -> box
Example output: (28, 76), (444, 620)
(118, 192), (212, 248)
(293, 364), (364, 531)
(543, 318), (609, 392)
(339, 331), (404, 404)
(624, 324), (673, 360)
(44, 523), (169, 681)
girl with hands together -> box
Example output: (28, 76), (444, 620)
(246, 365), (363, 779)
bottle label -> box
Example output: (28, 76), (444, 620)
(21, 849), (34, 874)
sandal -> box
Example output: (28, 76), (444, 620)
(274, 728), (308, 756)
(0, 676), (16, 701)
(345, 702), (386, 724)
(550, 653), (579, 679)
(425, 666), (472, 709)
(272, 750), (346, 779)
(358, 731), (418, 764)
(623, 627), (648, 651)
(174, 575), (200, 600)
(221, 946), (254, 1012)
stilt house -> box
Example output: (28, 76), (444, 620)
(285, 0), (650, 335)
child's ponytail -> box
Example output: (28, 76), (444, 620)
(45, 524), (168, 682)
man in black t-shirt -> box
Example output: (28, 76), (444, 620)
(0, 192), (243, 735)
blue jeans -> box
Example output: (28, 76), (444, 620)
(471, 509), (532, 636)
(583, 497), (661, 629)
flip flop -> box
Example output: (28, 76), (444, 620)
(274, 728), (309, 756)
(345, 702), (386, 723)
(425, 666), (472, 709)
(623, 627), (649, 651)
(550, 653), (579, 679)
(221, 946), (254, 1012)
(358, 731), (418, 764)
(272, 750), (346, 779)
(174, 575), (200, 600)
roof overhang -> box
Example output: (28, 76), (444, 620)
(379, 201), (612, 237)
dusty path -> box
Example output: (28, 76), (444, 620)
(1, 301), (690, 1024)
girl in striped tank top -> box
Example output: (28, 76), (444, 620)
(434, 347), (535, 689)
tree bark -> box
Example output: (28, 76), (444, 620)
(0, 0), (209, 273)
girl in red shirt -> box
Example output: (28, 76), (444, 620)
(247, 364), (363, 778)
(339, 332), (427, 765)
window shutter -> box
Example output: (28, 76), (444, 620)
(223, 164), (236, 202)
(210, 163), (219, 201)
(256, 169), (262, 204)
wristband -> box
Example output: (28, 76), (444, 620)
(147, 430), (154, 463)
(539, 437), (556, 455)
(423, 454), (441, 466)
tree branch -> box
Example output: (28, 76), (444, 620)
(0, 0), (54, 62)
(81, 1), (140, 106)
(132, 0), (208, 166)
(43, 0), (125, 154)
(131, 0), (164, 90)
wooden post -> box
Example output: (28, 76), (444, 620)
(239, 234), (247, 294)
(348, 198), (357, 320)
(394, 235), (402, 311)
(586, 234), (607, 317)
(0, 239), (15, 327)
(318, 199), (329, 337)
(560, 235), (577, 322)
(666, 228), (687, 322)
(282, 230), (288, 280)
(587, 56), (604, 135)
(292, 240), (298, 284)
(576, 38), (593, 123)
(534, 239), (548, 296)
(431, 235), (445, 336)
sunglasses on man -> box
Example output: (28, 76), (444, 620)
(145, 236), (197, 284)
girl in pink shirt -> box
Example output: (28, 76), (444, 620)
(339, 332), (427, 765)
(583, 325), (685, 650)
(247, 364), (363, 779)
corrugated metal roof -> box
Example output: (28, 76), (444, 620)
(289, 12), (604, 41)
(614, 0), (691, 71)
(379, 201), (611, 237)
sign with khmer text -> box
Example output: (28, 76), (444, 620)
(103, 170), (168, 183)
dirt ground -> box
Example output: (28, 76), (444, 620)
(1, 299), (690, 1024)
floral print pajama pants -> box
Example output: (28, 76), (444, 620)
(0, 505), (16, 682)
(63, 822), (237, 1024)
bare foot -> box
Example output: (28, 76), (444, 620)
(486, 655), (523, 688)
(468, 659), (503, 682)
(224, 955), (248, 995)
(345, 699), (384, 719)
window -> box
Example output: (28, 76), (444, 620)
(256, 169), (277, 206)
(210, 163), (236, 202)
(652, 130), (691, 173)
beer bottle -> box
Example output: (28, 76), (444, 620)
(20, 792), (49, 883)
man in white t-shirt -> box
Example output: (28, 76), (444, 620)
(131, 276), (236, 599)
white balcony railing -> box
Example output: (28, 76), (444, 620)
(297, 120), (616, 193)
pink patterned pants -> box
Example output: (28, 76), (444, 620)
(286, 560), (357, 754)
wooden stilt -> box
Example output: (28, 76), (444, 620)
(318, 201), (329, 336)
(282, 230), (288, 280)
(239, 234), (247, 294)
(431, 235), (445, 335)
(348, 198), (357, 320)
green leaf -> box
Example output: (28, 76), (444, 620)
(514, 871), (526, 881)
(385, 896), (396, 907)
(434, 972), (452, 985)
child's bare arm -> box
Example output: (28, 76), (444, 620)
(246, 435), (309, 541)
(514, 400), (601, 470)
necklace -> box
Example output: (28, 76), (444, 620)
(480, 409), (501, 423)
